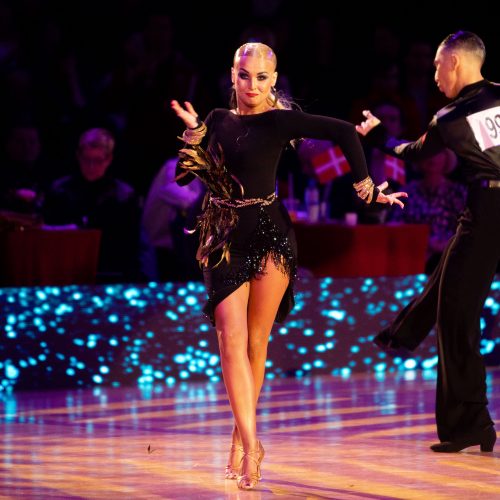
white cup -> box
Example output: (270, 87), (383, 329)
(345, 212), (358, 226)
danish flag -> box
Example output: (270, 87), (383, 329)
(311, 146), (351, 184)
(383, 155), (406, 184)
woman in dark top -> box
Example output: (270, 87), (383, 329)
(171, 42), (407, 490)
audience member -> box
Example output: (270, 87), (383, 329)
(43, 128), (142, 283)
(0, 121), (51, 216)
(387, 148), (467, 274)
(120, 12), (210, 195)
(141, 157), (204, 282)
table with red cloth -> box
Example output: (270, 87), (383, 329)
(0, 228), (102, 287)
(293, 221), (430, 277)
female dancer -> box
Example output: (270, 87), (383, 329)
(171, 42), (406, 490)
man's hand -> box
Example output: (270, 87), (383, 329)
(355, 110), (381, 136)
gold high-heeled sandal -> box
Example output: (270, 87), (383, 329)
(225, 443), (243, 479)
(236, 440), (265, 490)
(257, 439), (265, 477)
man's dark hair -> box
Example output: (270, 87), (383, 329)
(440, 30), (486, 65)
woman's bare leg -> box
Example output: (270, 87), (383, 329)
(235, 259), (289, 482)
(214, 283), (258, 454)
(247, 259), (289, 402)
(230, 260), (290, 433)
(220, 261), (289, 485)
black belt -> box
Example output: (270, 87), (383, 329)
(478, 179), (500, 189)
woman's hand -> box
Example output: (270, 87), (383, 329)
(170, 100), (200, 129)
(375, 181), (408, 208)
(355, 110), (381, 136)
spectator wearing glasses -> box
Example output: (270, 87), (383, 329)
(42, 128), (141, 282)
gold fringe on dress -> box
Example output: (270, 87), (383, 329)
(176, 143), (244, 268)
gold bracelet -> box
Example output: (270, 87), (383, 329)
(181, 122), (207, 145)
(353, 176), (373, 190)
(353, 176), (375, 203)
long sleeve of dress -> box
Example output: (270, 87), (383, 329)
(273, 110), (370, 183)
(175, 108), (375, 200)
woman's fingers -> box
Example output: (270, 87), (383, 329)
(184, 101), (198, 117)
(170, 100), (200, 128)
(170, 99), (182, 115)
(392, 197), (404, 208)
(377, 191), (407, 207)
(389, 192), (407, 208)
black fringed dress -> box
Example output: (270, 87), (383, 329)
(176, 108), (370, 325)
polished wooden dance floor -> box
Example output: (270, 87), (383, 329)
(1, 369), (500, 499)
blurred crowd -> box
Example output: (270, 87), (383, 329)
(1, 1), (495, 282)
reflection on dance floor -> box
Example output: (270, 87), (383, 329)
(1, 370), (500, 498)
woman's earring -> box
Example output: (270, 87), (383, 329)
(271, 86), (278, 106)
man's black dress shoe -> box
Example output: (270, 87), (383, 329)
(430, 426), (497, 453)
(373, 330), (414, 359)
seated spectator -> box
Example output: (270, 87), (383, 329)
(43, 128), (141, 283)
(386, 148), (467, 274)
(0, 121), (51, 217)
(141, 157), (204, 282)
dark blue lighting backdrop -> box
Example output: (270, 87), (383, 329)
(1, 275), (499, 392)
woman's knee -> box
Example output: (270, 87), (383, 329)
(217, 327), (247, 358)
(247, 328), (270, 358)
(248, 344), (268, 365)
